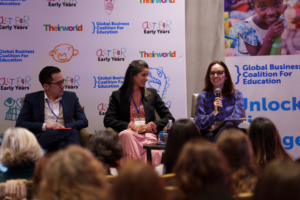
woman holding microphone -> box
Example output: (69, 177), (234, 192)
(194, 61), (245, 142)
(104, 60), (174, 166)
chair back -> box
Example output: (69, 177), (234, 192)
(233, 193), (254, 200)
(191, 93), (199, 118)
(106, 175), (117, 185)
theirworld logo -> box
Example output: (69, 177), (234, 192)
(140, 0), (175, 3)
(44, 24), (82, 31)
(139, 51), (176, 58)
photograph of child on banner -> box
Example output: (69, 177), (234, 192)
(224, 0), (300, 56)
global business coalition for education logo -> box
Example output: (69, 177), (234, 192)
(0, 0), (26, 6)
(0, 16), (29, 30)
(234, 63), (298, 85)
(93, 76), (124, 89)
(47, 0), (78, 7)
(0, 76), (31, 91)
(142, 20), (172, 35)
(92, 22), (129, 34)
(96, 48), (126, 62)
(0, 49), (34, 62)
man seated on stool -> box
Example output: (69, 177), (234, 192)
(16, 66), (88, 151)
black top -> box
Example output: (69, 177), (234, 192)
(104, 88), (174, 133)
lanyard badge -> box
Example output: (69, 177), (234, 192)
(132, 93), (145, 124)
(46, 99), (61, 123)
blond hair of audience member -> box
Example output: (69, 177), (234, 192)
(38, 145), (107, 200)
(110, 160), (167, 200)
(248, 117), (293, 168)
(254, 160), (300, 200)
(0, 128), (42, 168)
(174, 139), (234, 200)
(216, 128), (259, 193)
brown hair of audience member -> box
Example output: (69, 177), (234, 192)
(110, 159), (167, 200)
(38, 145), (107, 200)
(216, 128), (259, 193)
(203, 60), (235, 97)
(87, 130), (123, 167)
(164, 119), (201, 174)
(174, 139), (234, 200)
(248, 117), (293, 168)
(254, 160), (300, 200)
(0, 128), (42, 168)
(32, 152), (56, 197)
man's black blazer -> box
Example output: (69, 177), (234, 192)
(104, 88), (174, 133)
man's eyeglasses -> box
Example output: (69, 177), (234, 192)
(210, 71), (225, 76)
(48, 79), (65, 87)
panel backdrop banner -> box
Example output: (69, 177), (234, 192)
(0, 0), (187, 137)
(224, 0), (300, 158)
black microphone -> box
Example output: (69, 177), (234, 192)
(215, 88), (221, 114)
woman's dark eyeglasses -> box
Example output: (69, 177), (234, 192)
(47, 79), (65, 87)
(210, 71), (225, 76)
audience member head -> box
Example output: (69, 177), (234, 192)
(203, 60), (234, 97)
(0, 128), (42, 168)
(216, 128), (259, 193)
(254, 160), (300, 200)
(174, 139), (234, 200)
(248, 117), (292, 168)
(32, 152), (56, 197)
(110, 160), (167, 200)
(164, 118), (201, 173)
(87, 130), (123, 167)
(39, 145), (107, 200)
(119, 60), (151, 101)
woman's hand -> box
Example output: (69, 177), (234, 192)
(131, 124), (147, 132)
(213, 97), (222, 116)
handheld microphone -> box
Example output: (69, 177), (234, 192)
(215, 88), (221, 114)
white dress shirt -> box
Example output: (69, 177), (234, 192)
(42, 92), (64, 131)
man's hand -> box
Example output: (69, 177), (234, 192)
(46, 123), (65, 130)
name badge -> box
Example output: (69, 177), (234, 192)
(134, 118), (146, 125)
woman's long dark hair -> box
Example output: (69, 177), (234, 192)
(203, 61), (234, 97)
(248, 117), (293, 168)
(164, 119), (201, 174)
(119, 60), (151, 102)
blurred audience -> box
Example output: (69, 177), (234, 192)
(110, 159), (167, 200)
(174, 139), (234, 200)
(32, 152), (56, 197)
(87, 130), (123, 175)
(38, 145), (107, 200)
(0, 128), (42, 182)
(254, 160), (300, 200)
(163, 119), (201, 174)
(248, 117), (293, 168)
(216, 128), (259, 193)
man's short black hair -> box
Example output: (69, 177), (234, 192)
(39, 66), (61, 88)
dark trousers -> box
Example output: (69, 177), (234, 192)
(201, 121), (235, 142)
(36, 129), (80, 151)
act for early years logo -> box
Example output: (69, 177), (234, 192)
(0, 16), (29, 30)
(64, 75), (80, 89)
(142, 20), (172, 34)
(97, 102), (108, 115)
(47, 0), (78, 7)
(96, 48), (126, 62)
(0, 76), (31, 91)
(49, 44), (79, 63)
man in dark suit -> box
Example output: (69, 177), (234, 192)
(16, 66), (88, 151)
